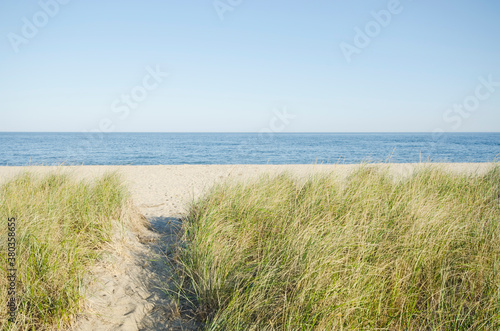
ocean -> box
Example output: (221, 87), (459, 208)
(0, 132), (499, 166)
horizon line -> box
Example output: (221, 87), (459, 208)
(1, 131), (500, 134)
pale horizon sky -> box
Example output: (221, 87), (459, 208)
(1, 1), (499, 133)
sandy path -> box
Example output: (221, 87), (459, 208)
(0, 163), (493, 330)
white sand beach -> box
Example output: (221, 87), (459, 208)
(0, 163), (494, 330)
(0, 163), (492, 219)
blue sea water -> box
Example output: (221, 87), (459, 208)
(0, 132), (499, 166)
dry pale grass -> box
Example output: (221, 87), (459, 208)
(0, 172), (136, 330)
(174, 164), (500, 330)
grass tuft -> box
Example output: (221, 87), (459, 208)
(175, 165), (500, 330)
(0, 171), (131, 330)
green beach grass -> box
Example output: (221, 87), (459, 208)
(0, 171), (138, 330)
(174, 165), (500, 330)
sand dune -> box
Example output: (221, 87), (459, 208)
(0, 163), (493, 330)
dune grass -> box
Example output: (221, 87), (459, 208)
(0, 171), (133, 330)
(175, 165), (500, 330)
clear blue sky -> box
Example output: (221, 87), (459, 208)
(1, 0), (499, 132)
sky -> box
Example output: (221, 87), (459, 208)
(0, 0), (499, 132)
